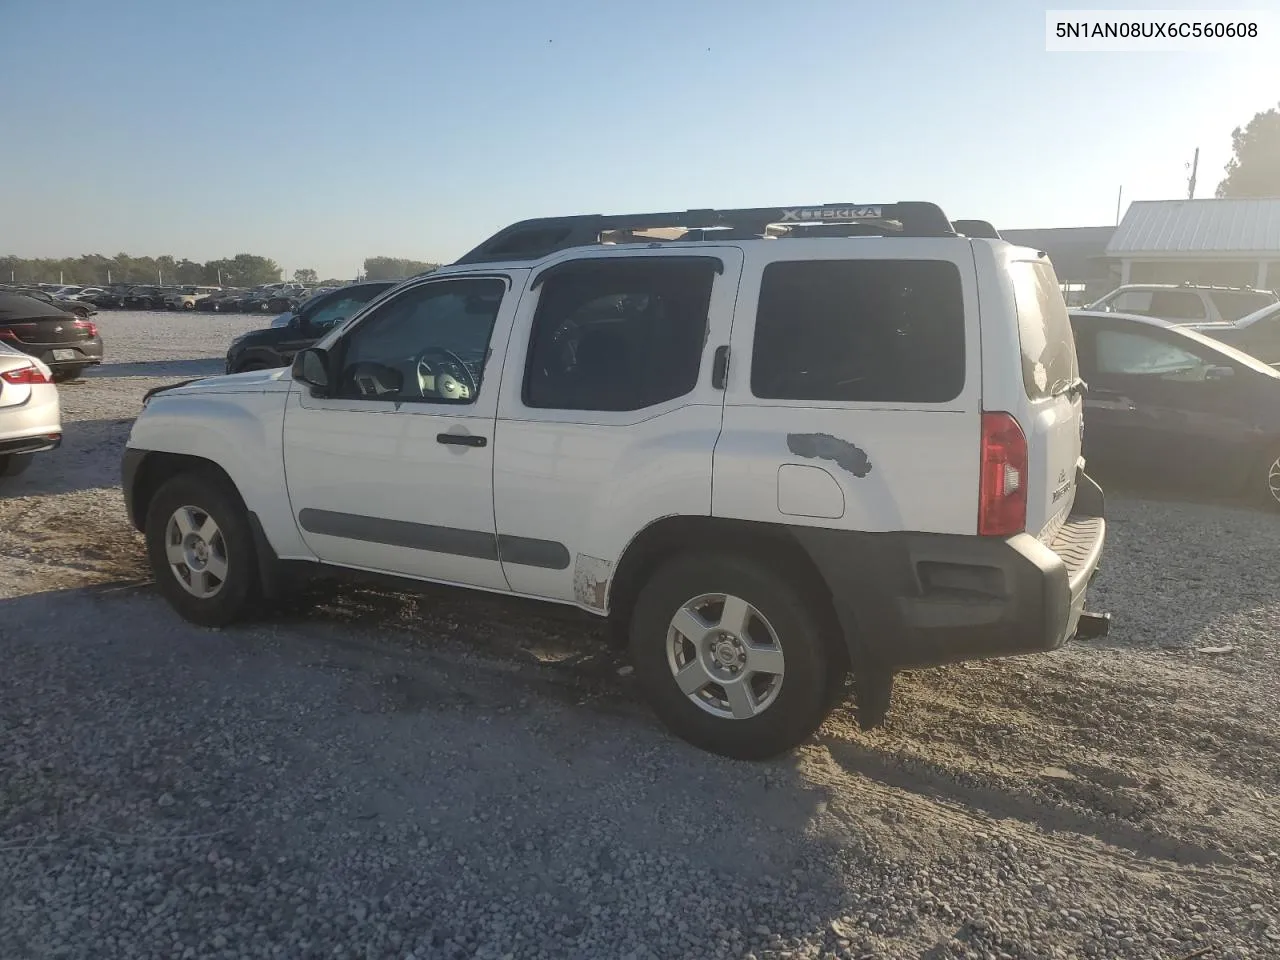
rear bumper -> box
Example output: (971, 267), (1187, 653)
(26, 339), (105, 367)
(792, 470), (1107, 671)
(0, 432), (61, 457)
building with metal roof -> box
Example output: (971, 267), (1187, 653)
(1105, 198), (1280, 291)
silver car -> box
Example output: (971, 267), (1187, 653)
(0, 341), (62, 477)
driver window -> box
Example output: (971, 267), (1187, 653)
(333, 278), (505, 404)
(1095, 329), (1210, 380)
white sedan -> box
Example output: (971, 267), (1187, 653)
(0, 342), (62, 477)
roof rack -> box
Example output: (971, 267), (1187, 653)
(951, 219), (1002, 239)
(455, 202), (958, 264)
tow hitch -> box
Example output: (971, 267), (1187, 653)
(1076, 611), (1111, 640)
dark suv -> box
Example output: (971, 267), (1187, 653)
(223, 281), (397, 373)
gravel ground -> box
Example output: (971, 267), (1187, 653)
(1, 311), (1278, 960)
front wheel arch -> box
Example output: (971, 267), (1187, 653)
(130, 451), (284, 597)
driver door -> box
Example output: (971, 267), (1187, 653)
(281, 273), (522, 589)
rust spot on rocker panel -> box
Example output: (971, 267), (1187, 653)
(573, 554), (612, 611)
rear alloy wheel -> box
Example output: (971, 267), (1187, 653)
(145, 472), (259, 626)
(629, 552), (838, 760)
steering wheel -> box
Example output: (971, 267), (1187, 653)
(415, 347), (477, 401)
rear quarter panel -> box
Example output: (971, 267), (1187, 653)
(713, 238), (982, 534)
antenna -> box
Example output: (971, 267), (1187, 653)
(1115, 185), (1123, 225)
(1186, 147), (1199, 199)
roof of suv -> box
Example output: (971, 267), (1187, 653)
(450, 202), (1007, 268)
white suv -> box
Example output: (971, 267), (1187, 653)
(1088, 283), (1277, 325)
(166, 286), (221, 311)
(122, 202), (1107, 759)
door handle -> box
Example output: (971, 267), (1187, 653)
(437, 432), (487, 447)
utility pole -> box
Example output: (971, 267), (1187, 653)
(1187, 147), (1199, 199)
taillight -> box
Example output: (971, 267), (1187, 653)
(74, 319), (98, 337)
(978, 411), (1027, 536)
(1, 364), (53, 385)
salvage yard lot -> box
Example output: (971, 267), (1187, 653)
(2, 312), (1278, 960)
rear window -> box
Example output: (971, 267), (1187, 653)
(1208, 289), (1277, 321)
(749, 259), (965, 403)
(1011, 260), (1078, 399)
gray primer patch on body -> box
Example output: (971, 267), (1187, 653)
(787, 433), (873, 478)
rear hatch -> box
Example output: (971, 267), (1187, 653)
(1009, 259), (1084, 541)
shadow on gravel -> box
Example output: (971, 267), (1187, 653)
(1, 418), (135, 497)
(85, 358), (223, 379)
(820, 737), (1230, 868)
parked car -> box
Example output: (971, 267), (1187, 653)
(1087, 283), (1278, 325)
(0, 341), (61, 478)
(166, 285), (221, 311)
(84, 285), (131, 308)
(0, 292), (105, 382)
(241, 291), (278, 313)
(124, 201), (1106, 760)
(124, 286), (170, 310)
(1184, 301), (1280, 366)
(225, 281), (398, 373)
(14, 287), (97, 319)
(67, 287), (106, 301)
(196, 289), (241, 312)
(1069, 309), (1280, 508)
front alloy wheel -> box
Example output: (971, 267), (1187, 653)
(145, 471), (259, 626)
(164, 505), (229, 599)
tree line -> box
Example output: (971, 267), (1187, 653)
(1, 253), (441, 287)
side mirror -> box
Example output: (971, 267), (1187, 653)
(1205, 364), (1236, 381)
(292, 347), (331, 394)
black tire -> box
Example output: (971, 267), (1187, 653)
(183, 301), (195, 310)
(144, 471), (260, 627)
(0, 454), (33, 477)
(72, 307), (91, 319)
(629, 552), (838, 760)
(51, 365), (86, 383)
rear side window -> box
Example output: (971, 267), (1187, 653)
(750, 259), (965, 403)
(1011, 260), (1078, 399)
(524, 258), (716, 411)
(1208, 289), (1276, 322)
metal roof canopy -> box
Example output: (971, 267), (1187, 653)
(1107, 199), (1280, 258)
(454, 202), (960, 264)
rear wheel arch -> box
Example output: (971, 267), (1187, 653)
(607, 515), (849, 671)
